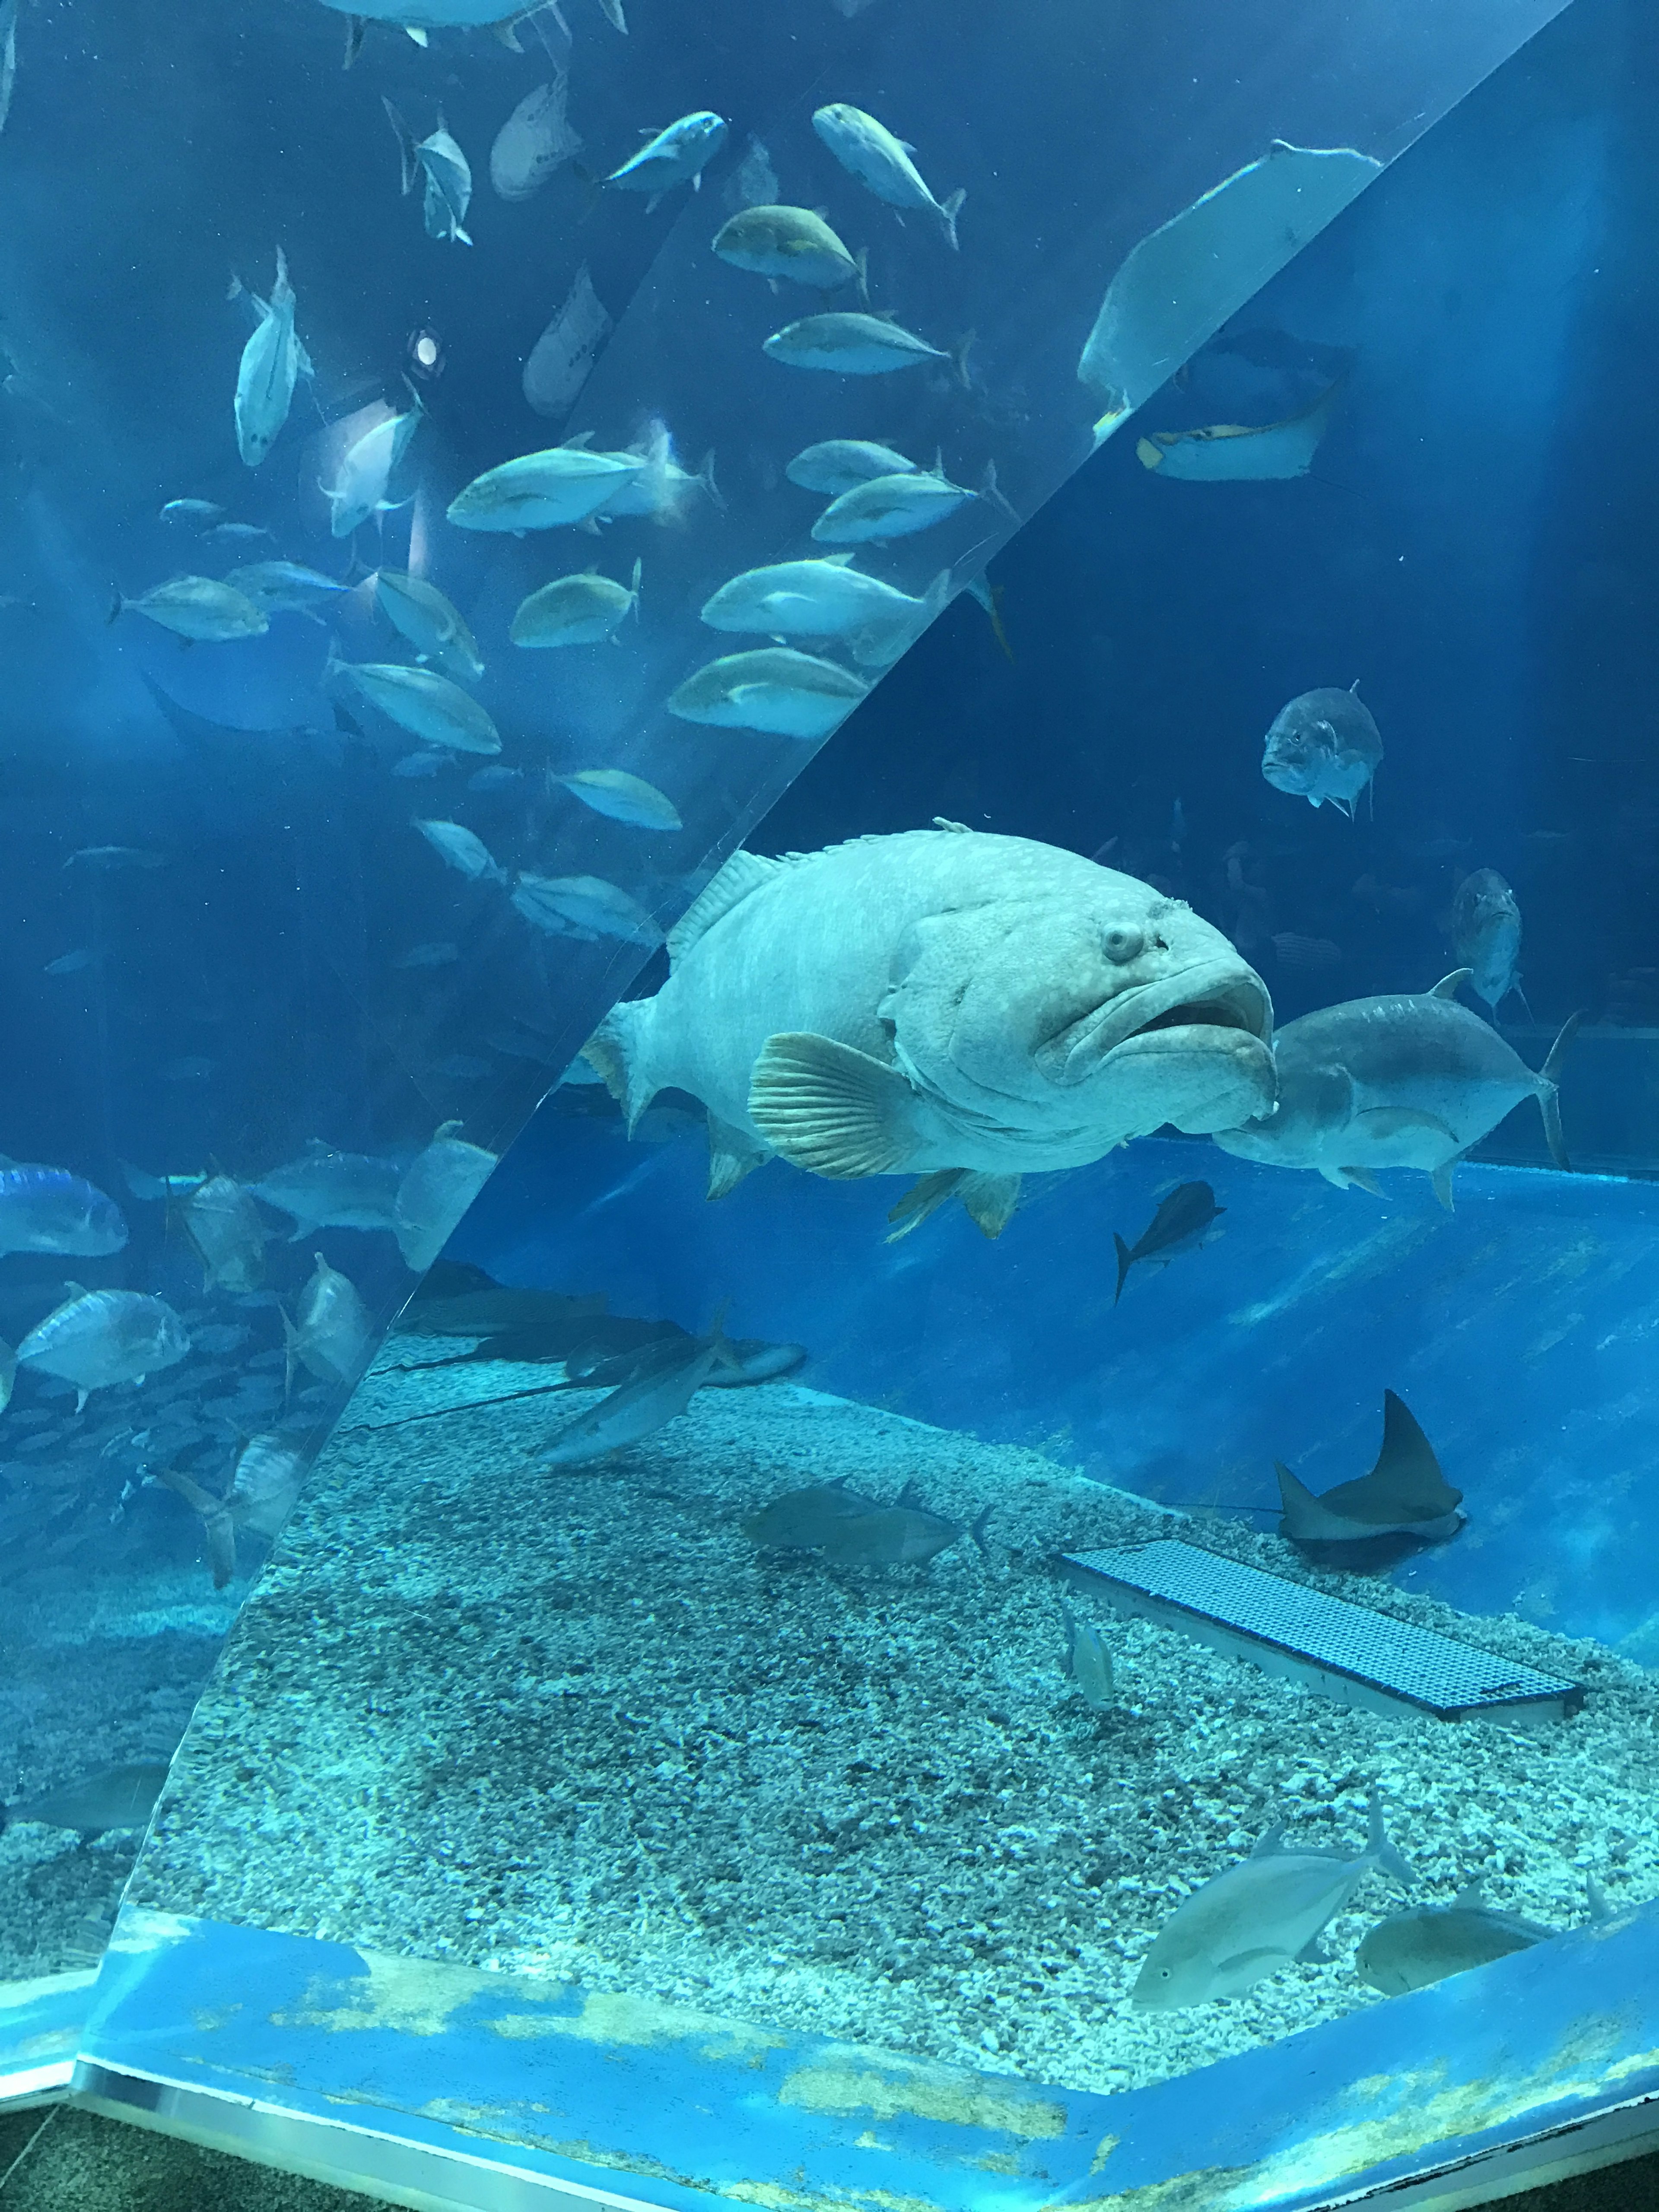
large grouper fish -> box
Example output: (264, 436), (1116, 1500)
(583, 826), (1275, 1236)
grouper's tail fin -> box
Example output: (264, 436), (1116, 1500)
(581, 1000), (658, 1134)
(1537, 1009), (1584, 1171)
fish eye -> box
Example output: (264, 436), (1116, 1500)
(1102, 924), (1144, 964)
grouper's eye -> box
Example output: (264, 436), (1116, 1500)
(1102, 923), (1144, 964)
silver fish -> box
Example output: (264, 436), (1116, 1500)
(327, 655), (501, 755)
(811, 104), (963, 249)
(510, 873), (662, 946)
(1135, 1791), (1414, 2008)
(111, 575), (267, 642)
(375, 569), (485, 683)
(414, 817), (503, 883)
(160, 499), (225, 527)
(0, 1167), (126, 1258)
(1451, 868), (1527, 1019)
(700, 556), (947, 644)
(0, 1760), (169, 1839)
(1113, 1180), (1222, 1303)
(394, 1122), (499, 1273)
(15, 1287), (190, 1411)
(320, 400), (422, 537)
(541, 1313), (735, 1467)
(666, 648), (870, 739)
(713, 205), (864, 294)
(1060, 1602), (1114, 1709)
(447, 440), (642, 532)
(1356, 1880), (1604, 1996)
(161, 1432), (307, 1588)
(604, 111), (727, 210)
(786, 439), (917, 497)
(248, 1140), (401, 1237)
(385, 101), (474, 245)
(226, 560), (350, 620)
(234, 247), (305, 467)
(1261, 684), (1382, 817)
(763, 312), (961, 378)
(285, 1253), (370, 1388)
(511, 559), (641, 647)
(553, 767), (680, 831)
(811, 462), (1004, 545)
(181, 1173), (266, 1294)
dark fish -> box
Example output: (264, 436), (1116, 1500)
(563, 1330), (805, 1391)
(396, 1262), (606, 1339)
(1277, 1391), (1464, 1551)
(541, 1312), (737, 1468)
(1113, 1181), (1223, 1303)
(744, 1479), (990, 1566)
(1, 1759), (169, 1839)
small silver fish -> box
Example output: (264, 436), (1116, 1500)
(111, 575), (267, 642)
(249, 1140), (401, 1237)
(542, 1313), (736, 1466)
(321, 401), (422, 537)
(1261, 684), (1382, 817)
(327, 655), (500, 756)
(786, 439), (917, 497)
(414, 817), (504, 883)
(811, 104), (963, 249)
(1135, 1791), (1413, 2008)
(15, 1286), (191, 1411)
(1356, 1883), (1558, 1996)
(510, 873), (662, 946)
(375, 568), (485, 683)
(666, 648), (870, 740)
(385, 100), (474, 245)
(713, 205), (864, 294)
(284, 1253), (370, 1388)
(553, 768), (681, 831)
(233, 246), (305, 467)
(605, 111), (727, 211)
(1451, 868), (1527, 1019)
(160, 498), (224, 527)
(394, 1121), (498, 1272)
(1060, 1602), (1114, 1709)
(181, 1173), (266, 1294)
(512, 559), (641, 648)
(0, 1760), (169, 1838)
(811, 461), (1006, 545)
(763, 312), (961, 379)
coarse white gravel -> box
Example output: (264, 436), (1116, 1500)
(130, 1337), (1659, 2098)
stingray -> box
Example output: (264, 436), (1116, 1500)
(1277, 1391), (1464, 1554)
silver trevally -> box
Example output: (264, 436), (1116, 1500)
(375, 569), (484, 683)
(321, 401), (422, 538)
(1060, 1603), (1115, 1711)
(1213, 973), (1579, 1208)
(285, 1253), (369, 1388)
(249, 1141), (401, 1237)
(1137, 380), (1343, 483)
(15, 1286), (190, 1410)
(394, 1121), (499, 1273)
(110, 575), (267, 642)
(511, 873), (662, 947)
(604, 111), (727, 210)
(491, 74), (581, 203)
(554, 768), (681, 831)
(1135, 1792), (1413, 2008)
(511, 559), (641, 647)
(181, 1173), (266, 1294)
(161, 1432), (307, 1589)
(414, 817), (503, 882)
(234, 246), (305, 467)
(1355, 1881), (1605, 1997)
(713, 205), (864, 294)
(327, 654), (501, 756)
(667, 649), (869, 740)
(448, 440), (643, 532)
(1452, 868), (1528, 1019)
(0, 1167), (126, 1258)
(701, 555), (945, 644)
(786, 439), (916, 497)
(763, 312), (960, 378)
(584, 829), (1275, 1224)
(588, 422), (719, 521)
(811, 104), (964, 250)
(385, 101), (474, 246)
(227, 561), (350, 621)
(542, 1313), (736, 1468)
(1262, 683), (1382, 816)
(811, 462), (1007, 545)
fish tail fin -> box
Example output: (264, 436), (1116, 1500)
(949, 327), (975, 388)
(969, 1504), (994, 1560)
(981, 458), (1019, 526)
(107, 586), (124, 625)
(940, 187), (966, 251)
(1510, 980), (1534, 1023)
(1367, 1787), (1415, 1891)
(1112, 1233), (1132, 1304)
(1538, 1009), (1584, 1170)
(582, 1001), (658, 1133)
(853, 245), (870, 307)
(696, 449), (726, 512)
(342, 13), (367, 65)
(629, 556), (643, 614)
(382, 97), (419, 195)
(0, 1340), (13, 1414)
(572, 162), (604, 219)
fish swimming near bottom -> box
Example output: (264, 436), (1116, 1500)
(1277, 1390), (1464, 1549)
(0, 1759), (170, 1840)
(541, 1313), (738, 1468)
(1212, 973), (1580, 1210)
(1356, 1877), (1607, 1996)
(1113, 1180), (1222, 1302)
(1134, 1789), (1414, 2008)
(1060, 1602), (1115, 1709)
(743, 1478), (989, 1566)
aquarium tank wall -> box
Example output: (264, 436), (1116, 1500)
(6, 0), (1659, 2206)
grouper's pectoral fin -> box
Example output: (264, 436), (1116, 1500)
(706, 1113), (766, 1201)
(749, 1031), (919, 1178)
(884, 1169), (1021, 1243)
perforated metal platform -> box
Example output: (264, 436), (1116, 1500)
(1063, 1539), (1583, 1723)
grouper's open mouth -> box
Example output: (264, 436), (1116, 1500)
(1034, 960), (1272, 1086)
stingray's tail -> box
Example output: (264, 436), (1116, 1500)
(1112, 1233), (1132, 1305)
(1537, 1010), (1584, 1171)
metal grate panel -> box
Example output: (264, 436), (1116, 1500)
(1064, 1539), (1583, 1722)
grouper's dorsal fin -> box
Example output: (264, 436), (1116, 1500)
(1369, 1389), (1462, 1517)
(1428, 969), (1472, 999)
(667, 851), (785, 967)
